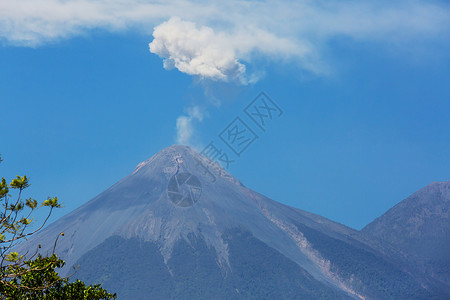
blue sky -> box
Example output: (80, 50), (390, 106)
(1, 0), (450, 229)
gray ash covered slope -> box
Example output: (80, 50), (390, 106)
(363, 181), (450, 290)
(16, 146), (441, 299)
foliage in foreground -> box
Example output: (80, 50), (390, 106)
(0, 154), (116, 299)
(1, 253), (115, 299)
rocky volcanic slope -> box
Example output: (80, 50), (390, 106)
(363, 181), (450, 292)
(17, 146), (444, 299)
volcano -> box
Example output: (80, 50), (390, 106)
(17, 145), (447, 299)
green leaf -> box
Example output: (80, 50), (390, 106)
(0, 177), (9, 197)
(5, 251), (22, 262)
(26, 197), (38, 209)
(19, 217), (32, 225)
(10, 175), (30, 190)
(42, 196), (61, 208)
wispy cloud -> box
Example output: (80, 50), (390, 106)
(2, 1), (449, 70)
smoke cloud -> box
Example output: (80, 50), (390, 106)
(3, 0), (449, 145)
(150, 17), (247, 83)
(176, 106), (205, 146)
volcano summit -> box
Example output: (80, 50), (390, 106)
(17, 145), (448, 299)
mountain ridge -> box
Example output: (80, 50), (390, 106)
(363, 180), (450, 289)
(15, 145), (446, 299)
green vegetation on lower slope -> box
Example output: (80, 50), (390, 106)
(223, 228), (349, 300)
(75, 236), (172, 299)
(74, 229), (350, 299)
(293, 222), (435, 300)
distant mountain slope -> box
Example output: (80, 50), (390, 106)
(363, 181), (450, 288)
(15, 145), (442, 299)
